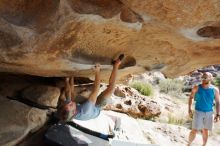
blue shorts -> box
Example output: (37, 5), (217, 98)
(74, 101), (100, 120)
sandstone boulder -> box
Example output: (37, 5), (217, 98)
(104, 85), (161, 119)
(0, 98), (47, 146)
(0, 73), (30, 98)
(114, 86), (126, 98)
(0, 0), (220, 81)
(22, 85), (60, 108)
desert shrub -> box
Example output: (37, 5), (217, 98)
(213, 76), (220, 87)
(167, 114), (185, 126)
(159, 78), (184, 98)
(131, 81), (154, 96)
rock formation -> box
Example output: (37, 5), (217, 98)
(0, 97), (47, 146)
(104, 85), (161, 119)
(0, 0), (220, 80)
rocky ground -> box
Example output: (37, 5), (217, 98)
(138, 119), (220, 146)
(0, 65), (220, 146)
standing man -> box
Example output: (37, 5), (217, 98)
(187, 72), (220, 146)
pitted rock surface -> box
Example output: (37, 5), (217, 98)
(0, 0), (220, 81)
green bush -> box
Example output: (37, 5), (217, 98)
(167, 114), (185, 126)
(131, 82), (154, 96)
(213, 76), (220, 87)
(159, 78), (184, 98)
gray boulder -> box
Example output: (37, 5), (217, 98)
(22, 85), (60, 108)
(0, 98), (47, 146)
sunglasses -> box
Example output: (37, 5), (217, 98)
(201, 76), (211, 80)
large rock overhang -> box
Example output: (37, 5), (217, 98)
(0, 0), (220, 80)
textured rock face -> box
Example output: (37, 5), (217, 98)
(0, 98), (47, 146)
(0, 0), (220, 79)
(22, 85), (60, 108)
(104, 85), (161, 119)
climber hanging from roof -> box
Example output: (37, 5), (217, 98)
(58, 54), (124, 121)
